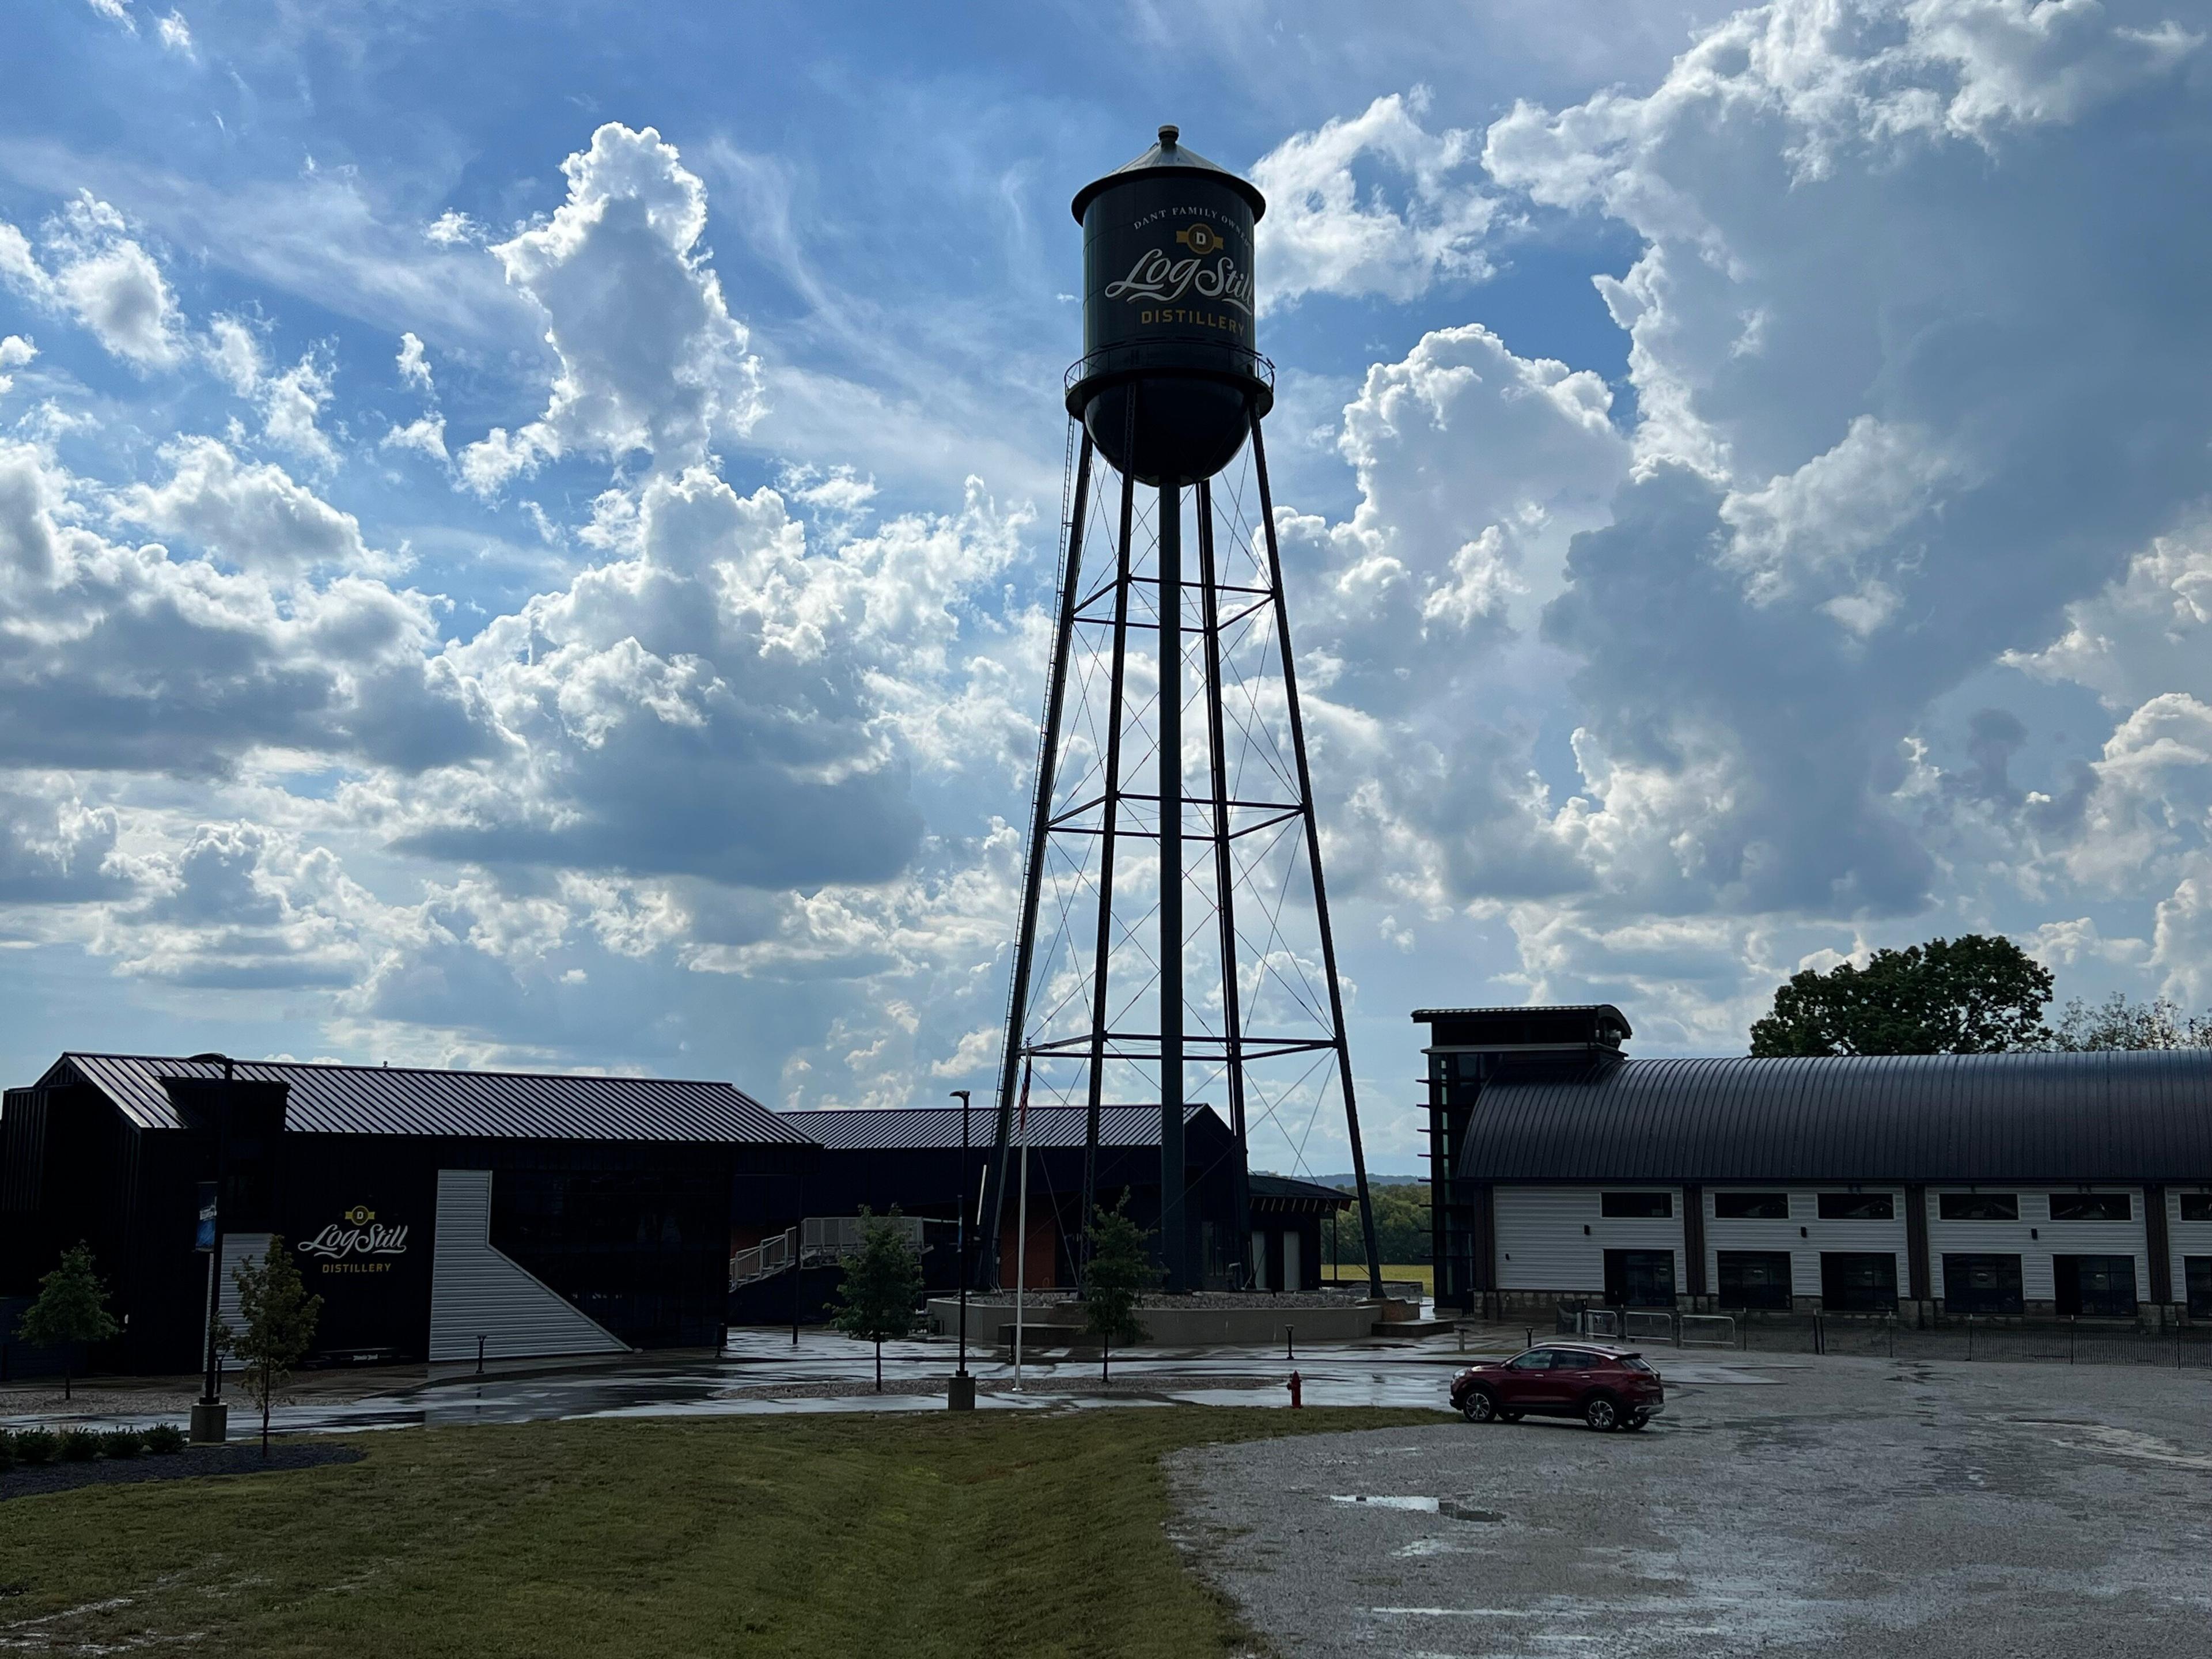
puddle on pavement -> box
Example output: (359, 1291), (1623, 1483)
(1329, 1496), (1505, 1522)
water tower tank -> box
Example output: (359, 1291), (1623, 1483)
(1067, 125), (1271, 485)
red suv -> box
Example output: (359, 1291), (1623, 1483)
(1450, 1342), (1664, 1431)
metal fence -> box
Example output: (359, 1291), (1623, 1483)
(1549, 1304), (2211, 1365)
(1734, 1314), (2212, 1368)
(1566, 1308), (1739, 1349)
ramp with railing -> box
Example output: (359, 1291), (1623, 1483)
(729, 1215), (929, 1291)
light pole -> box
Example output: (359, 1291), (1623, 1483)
(189, 1053), (231, 1444)
(949, 1090), (976, 1411)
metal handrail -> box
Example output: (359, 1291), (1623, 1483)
(1064, 345), (1276, 397)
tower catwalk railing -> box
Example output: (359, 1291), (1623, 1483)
(983, 405), (1383, 1298)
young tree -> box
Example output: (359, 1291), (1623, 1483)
(2048, 993), (2212, 1051)
(219, 1237), (323, 1457)
(1081, 1199), (1159, 1383)
(16, 1242), (119, 1402)
(1749, 935), (2053, 1056)
(827, 1209), (923, 1391)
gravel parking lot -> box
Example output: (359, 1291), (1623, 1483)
(1169, 1354), (2212, 1657)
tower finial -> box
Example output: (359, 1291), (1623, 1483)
(1158, 124), (1179, 147)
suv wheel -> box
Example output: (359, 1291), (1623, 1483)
(1583, 1393), (1622, 1432)
(1460, 1387), (1498, 1424)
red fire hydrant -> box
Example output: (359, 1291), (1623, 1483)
(1287, 1370), (1302, 1409)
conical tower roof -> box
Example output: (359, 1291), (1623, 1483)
(1071, 124), (1268, 222)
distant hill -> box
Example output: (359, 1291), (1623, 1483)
(1262, 1172), (1427, 1190)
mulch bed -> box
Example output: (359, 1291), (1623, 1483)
(1, 1441), (362, 1501)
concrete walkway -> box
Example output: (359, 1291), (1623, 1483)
(1, 1325), (1795, 1435)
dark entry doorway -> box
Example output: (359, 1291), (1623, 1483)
(1820, 1252), (1898, 1312)
(1604, 1249), (1676, 1308)
(2054, 1255), (2137, 1317)
(2187, 1257), (2212, 1319)
(1943, 1253), (2023, 1315)
(1717, 1251), (1791, 1309)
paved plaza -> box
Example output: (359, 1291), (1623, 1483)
(1169, 1353), (2212, 1658)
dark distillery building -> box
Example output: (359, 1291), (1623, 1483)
(3, 1055), (1328, 1376)
(1, 1053), (815, 1372)
(776, 1104), (1347, 1294)
(1419, 1005), (2212, 1323)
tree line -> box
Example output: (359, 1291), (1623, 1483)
(1747, 934), (2212, 1056)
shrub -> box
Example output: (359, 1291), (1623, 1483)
(12, 1429), (56, 1465)
(99, 1427), (143, 1459)
(59, 1428), (100, 1462)
(0, 1434), (14, 1472)
(143, 1423), (187, 1455)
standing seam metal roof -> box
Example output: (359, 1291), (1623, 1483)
(45, 1054), (811, 1145)
(779, 1105), (1217, 1153)
(1457, 1051), (2212, 1184)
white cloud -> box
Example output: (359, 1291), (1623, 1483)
(458, 123), (765, 494)
(0, 194), (184, 369)
(423, 210), (481, 248)
(0, 775), (126, 903)
(396, 330), (433, 391)
(260, 351), (339, 469)
(2005, 521), (2212, 711)
(203, 314), (262, 395)
(1244, 0), (2212, 1039)
(156, 9), (191, 55)
(361, 461), (1028, 889)
(1, 438), (501, 776)
(1252, 89), (1496, 308)
(115, 435), (367, 575)
(196, 318), (342, 467)
(381, 413), (447, 461)
(0, 334), (34, 399)
(83, 0), (132, 25)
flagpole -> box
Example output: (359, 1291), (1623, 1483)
(1013, 1059), (1032, 1391)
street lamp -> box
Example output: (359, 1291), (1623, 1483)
(949, 1089), (975, 1411)
(188, 1052), (232, 1444)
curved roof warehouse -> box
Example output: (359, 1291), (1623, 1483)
(1416, 1006), (2212, 1323)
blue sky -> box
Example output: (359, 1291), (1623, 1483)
(5, 1), (2211, 1174)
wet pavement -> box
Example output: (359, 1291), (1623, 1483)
(3, 1325), (1793, 1435)
(1171, 1355), (2212, 1657)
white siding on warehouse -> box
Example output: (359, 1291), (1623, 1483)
(1927, 1188), (2148, 1304)
(1493, 1186), (1684, 1293)
(2169, 1188), (2212, 1304)
(427, 1169), (628, 1363)
(211, 1231), (271, 1359)
(1704, 1190), (1907, 1300)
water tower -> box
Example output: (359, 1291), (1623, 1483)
(984, 127), (1384, 1296)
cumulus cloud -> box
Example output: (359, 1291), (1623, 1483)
(459, 124), (765, 494)
(197, 317), (342, 466)
(396, 331), (433, 391)
(0, 334), (34, 398)
(97, 822), (375, 989)
(1252, 89), (1496, 307)
(361, 463), (1026, 888)
(0, 438), (502, 777)
(0, 194), (184, 368)
(0, 777), (127, 903)
(115, 435), (370, 575)
(1254, 0), (2212, 1035)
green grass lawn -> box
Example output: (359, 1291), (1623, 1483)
(0, 1406), (1442, 1657)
